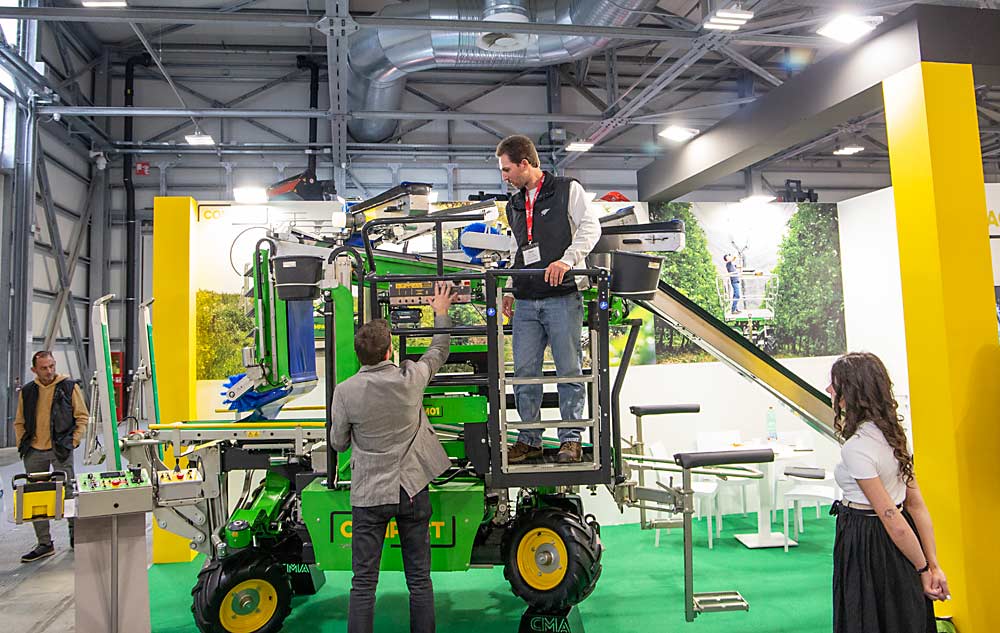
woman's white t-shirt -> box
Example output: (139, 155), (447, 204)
(834, 422), (908, 506)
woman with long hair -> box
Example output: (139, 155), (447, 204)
(828, 352), (950, 633)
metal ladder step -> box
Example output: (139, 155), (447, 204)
(693, 591), (750, 614)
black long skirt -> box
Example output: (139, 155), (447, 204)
(832, 504), (936, 633)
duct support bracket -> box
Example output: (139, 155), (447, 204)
(316, 14), (359, 36)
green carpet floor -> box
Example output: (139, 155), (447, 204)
(149, 510), (834, 633)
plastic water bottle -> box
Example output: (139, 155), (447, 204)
(766, 406), (778, 441)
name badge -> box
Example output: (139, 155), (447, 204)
(522, 244), (542, 265)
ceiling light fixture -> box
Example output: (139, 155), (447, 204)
(740, 194), (776, 204)
(833, 145), (865, 156)
(185, 132), (215, 146)
(233, 186), (268, 204)
(659, 125), (700, 142)
(704, 22), (740, 30)
(704, 4), (754, 31)
(715, 8), (754, 20)
(565, 141), (594, 152)
(817, 15), (882, 44)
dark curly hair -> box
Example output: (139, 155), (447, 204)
(830, 352), (914, 485)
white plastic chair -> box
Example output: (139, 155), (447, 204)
(649, 442), (721, 549)
(782, 483), (840, 552)
(695, 431), (752, 516)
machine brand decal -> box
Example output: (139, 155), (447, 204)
(424, 406), (442, 417)
(330, 511), (457, 548)
(245, 431), (261, 438)
(200, 207), (224, 220)
(529, 617), (571, 632)
(285, 563), (311, 574)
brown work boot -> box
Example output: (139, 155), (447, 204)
(508, 442), (544, 464)
(556, 441), (583, 463)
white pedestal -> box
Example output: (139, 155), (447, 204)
(735, 532), (797, 549)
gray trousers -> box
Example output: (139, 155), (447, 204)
(22, 448), (75, 547)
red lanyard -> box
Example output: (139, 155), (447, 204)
(524, 175), (544, 243)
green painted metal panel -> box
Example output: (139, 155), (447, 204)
(331, 285), (360, 383)
(301, 479), (484, 572)
(226, 470), (291, 548)
(422, 395), (487, 424)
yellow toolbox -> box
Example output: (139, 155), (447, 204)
(11, 471), (67, 524)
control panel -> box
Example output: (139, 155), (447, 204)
(388, 280), (473, 306)
(75, 467), (154, 518)
(157, 468), (204, 501)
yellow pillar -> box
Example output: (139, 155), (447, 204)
(150, 196), (199, 564)
(883, 62), (1000, 631)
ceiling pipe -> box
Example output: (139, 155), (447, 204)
(347, 0), (659, 142)
(123, 52), (151, 394)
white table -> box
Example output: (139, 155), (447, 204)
(732, 441), (812, 549)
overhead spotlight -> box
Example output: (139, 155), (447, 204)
(81, 1), (128, 6)
(659, 125), (699, 142)
(565, 141), (594, 152)
(233, 186), (268, 204)
(740, 194), (776, 204)
(705, 4), (754, 31)
(185, 132), (215, 146)
(817, 15), (882, 44)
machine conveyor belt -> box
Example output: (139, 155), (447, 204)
(634, 281), (838, 443)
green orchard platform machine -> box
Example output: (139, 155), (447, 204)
(117, 185), (775, 633)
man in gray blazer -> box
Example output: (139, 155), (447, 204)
(330, 281), (455, 633)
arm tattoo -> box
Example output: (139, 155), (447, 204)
(883, 508), (897, 520)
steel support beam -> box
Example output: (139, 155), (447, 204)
(143, 69), (305, 143)
(405, 85), (505, 140)
(325, 0), (351, 193)
(36, 158), (89, 375)
(0, 8), (835, 49)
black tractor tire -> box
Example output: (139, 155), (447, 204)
(503, 508), (603, 613)
(191, 550), (294, 633)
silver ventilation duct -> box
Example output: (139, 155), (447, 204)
(348, 0), (659, 142)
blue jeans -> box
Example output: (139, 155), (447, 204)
(730, 277), (741, 312)
(512, 293), (585, 447)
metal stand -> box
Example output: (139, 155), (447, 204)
(74, 513), (151, 633)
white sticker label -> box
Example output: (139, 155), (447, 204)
(523, 245), (542, 265)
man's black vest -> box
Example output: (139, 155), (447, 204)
(19, 379), (78, 460)
(506, 171), (579, 300)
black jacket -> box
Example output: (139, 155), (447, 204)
(19, 379), (79, 461)
(506, 171), (578, 300)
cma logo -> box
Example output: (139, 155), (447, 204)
(530, 617), (571, 633)
(988, 209), (1000, 228)
(201, 208), (224, 220)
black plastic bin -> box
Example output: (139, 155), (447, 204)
(271, 255), (324, 301)
(610, 251), (663, 300)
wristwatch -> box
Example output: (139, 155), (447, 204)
(915, 563), (930, 574)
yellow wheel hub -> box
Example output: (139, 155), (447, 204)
(219, 579), (278, 633)
(517, 527), (568, 591)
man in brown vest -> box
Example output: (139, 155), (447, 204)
(14, 351), (89, 562)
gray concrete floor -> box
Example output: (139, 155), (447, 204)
(0, 447), (153, 633)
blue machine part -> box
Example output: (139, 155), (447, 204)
(221, 374), (292, 413)
(285, 300), (318, 384)
(460, 222), (504, 264)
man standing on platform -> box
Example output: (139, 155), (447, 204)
(496, 135), (602, 464)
